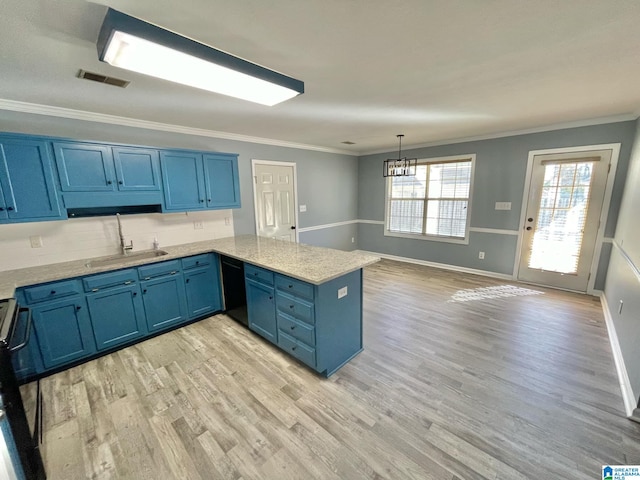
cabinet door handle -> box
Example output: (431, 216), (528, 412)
(288, 285), (293, 289)
(144, 277), (151, 280)
(186, 279), (190, 283)
(76, 305), (81, 311)
(207, 198), (211, 202)
(170, 271), (177, 275)
(133, 292), (137, 297)
(290, 325), (295, 330)
(107, 180), (113, 185)
(143, 289), (147, 294)
(0, 207), (4, 211)
(50, 290), (56, 295)
(289, 304), (294, 309)
(118, 180), (123, 185)
(268, 296), (273, 300)
(92, 288), (99, 292)
(195, 261), (200, 265)
(124, 281), (132, 285)
(199, 199), (204, 203)
(7, 206), (14, 211)
(291, 346), (296, 351)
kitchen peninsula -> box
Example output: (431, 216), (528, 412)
(2, 235), (379, 378)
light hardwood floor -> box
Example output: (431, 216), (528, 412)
(22, 259), (640, 479)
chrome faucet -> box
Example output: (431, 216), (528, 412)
(116, 213), (133, 255)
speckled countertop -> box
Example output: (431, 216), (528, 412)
(0, 235), (380, 299)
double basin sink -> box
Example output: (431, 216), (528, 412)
(85, 250), (169, 268)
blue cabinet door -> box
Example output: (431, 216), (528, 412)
(203, 154), (241, 209)
(184, 265), (222, 318)
(160, 151), (205, 211)
(0, 138), (63, 221)
(141, 274), (189, 332)
(86, 285), (147, 351)
(31, 296), (95, 369)
(11, 308), (45, 382)
(246, 279), (277, 343)
(54, 142), (116, 192)
(113, 147), (161, 191)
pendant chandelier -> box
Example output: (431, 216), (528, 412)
(383, 134), (417, 177)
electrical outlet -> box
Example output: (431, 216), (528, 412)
(224, 217), (230, 226)
(193, 221), (204, 230)
(299, 204), (307, 213)
(338, 286), (348, 299)
(30, 236), (43, 248)
(478, 251), (485, 259)
(351, 237), (355, 243)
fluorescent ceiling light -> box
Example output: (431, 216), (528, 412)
(97, 9), (304, 106)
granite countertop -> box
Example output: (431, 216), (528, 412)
(0, 235), (380, 298)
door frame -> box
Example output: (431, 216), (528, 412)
(251, 159), (300, 243)
(513, 143), (621, 294)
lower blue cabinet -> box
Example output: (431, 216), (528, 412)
(86, 284), (147, 351)
(141, 274), (188, 332)
(31, 296), (95, 369)
(246, 279), (277, 343)
(183, 255), (222, 318)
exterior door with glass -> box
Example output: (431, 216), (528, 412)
(252, 161), (297, 242)
(517, 149), (611, 292)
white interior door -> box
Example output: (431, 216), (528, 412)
(252, 161), (297, 241)
(517, 149), (611, 291)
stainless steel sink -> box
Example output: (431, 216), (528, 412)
(86, 250), (169, 268)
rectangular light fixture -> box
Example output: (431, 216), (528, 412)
(97, 8), (304, 106)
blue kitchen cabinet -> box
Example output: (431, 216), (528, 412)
(139, 260), (189, 332)
(0, 137), (64, 222)
(11, 308), (45, 382)
(244, 264), (277, 344)
(53, 142), (116, 192)
(160, 151), (206, 211)
(112, 147), (162, 191)
(246, 279), (277, 344)
(31, 296), (96, 369)
(203, 153), (241, 209)
(182, 254), (222, 318)
(84, 268), (147, 351)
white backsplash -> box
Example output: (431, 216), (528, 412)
(0, 210), (234, 272)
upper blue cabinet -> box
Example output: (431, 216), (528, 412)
(161, 151), (240, 211)
(53, 142), (164, 208)
(0, 137), (64, 223)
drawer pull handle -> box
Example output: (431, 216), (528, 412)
(118, 180), (123, 185)
(143, 289), (147, 294)
(7, 206), (14, 211)
(288, 285), (293, 289)
(291, 346), (296, 351)
(289, 305), (294, 309)
(133, 292), (137, 297)
(254, 272), (258, 276)
(144, 277), (151, 280)
(50, 290), (56, 295)
(0, 207), (4, 211)
(92, 288), (99, 292)
(269, 296), (273, 300)
(196, 261), (200, 265)
(290, 326), (295, 330)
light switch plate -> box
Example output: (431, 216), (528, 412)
(193, 221), (204, 230)
(30, 236), (43, 248)
(495, 202), (512, 210)
(299, 204), (307, 212)
(338, 286), (348, 299)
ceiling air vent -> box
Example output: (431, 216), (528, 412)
(77, 69), (130, 88)
(341, 141), (356, 145)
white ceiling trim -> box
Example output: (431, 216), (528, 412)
(0, 98), (357, 156)
(361, 113), (639, 156)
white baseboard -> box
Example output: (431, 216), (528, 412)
(356, 250), (514, 280)
(599, 293), (637, 417)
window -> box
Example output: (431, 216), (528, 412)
(385, 155), (475, 243)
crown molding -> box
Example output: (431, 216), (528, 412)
(0, 98), (357, 156)
(360, 113), (640, 156)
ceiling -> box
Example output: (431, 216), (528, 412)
(1, 0), (640, 154)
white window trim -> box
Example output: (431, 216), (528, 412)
(384, 153), (476, 245)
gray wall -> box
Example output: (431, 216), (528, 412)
(0, 110), (358, 248)
(358, 121), (636, 279)
(604, 118), (640, 403)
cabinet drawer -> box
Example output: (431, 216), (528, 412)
(245, 264), (274, 286)
(278, 331), (315, 368)
(181, 253), (213, 270)
(83, 269), (137, 292)
(23, 279), (83, 304)
(276, 292), (314, 325)
(277, 312), (315, 346)
(275, 275), (314, 301)
(138, 260), (181, 280)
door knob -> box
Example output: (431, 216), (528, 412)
(290, 226), (296, 230)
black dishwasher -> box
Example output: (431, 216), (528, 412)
(220, 255), (248, 326)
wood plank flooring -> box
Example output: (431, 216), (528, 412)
(22, 259), (640, 479)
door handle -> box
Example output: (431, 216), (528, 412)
(290, 226), (296, 230)
(526, 226), (532, 231)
